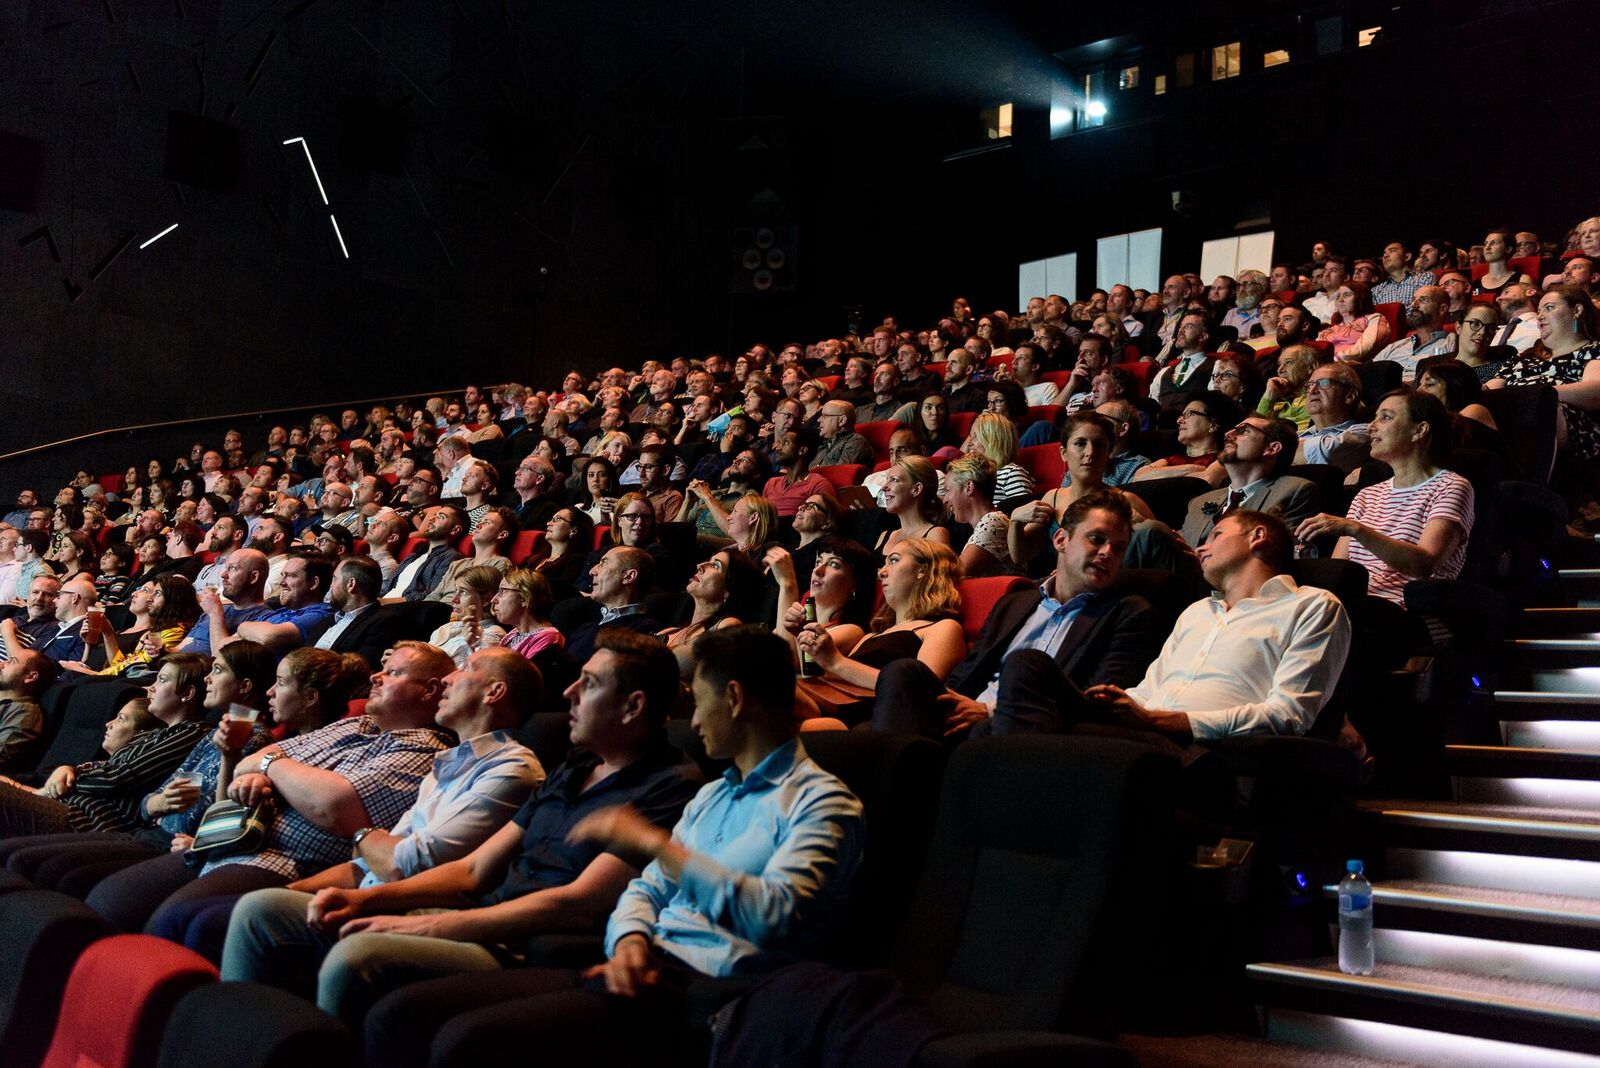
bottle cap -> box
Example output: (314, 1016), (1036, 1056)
(1346, 859), (1364, 874)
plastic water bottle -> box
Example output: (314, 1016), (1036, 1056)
(1338, 859), (1375, 976)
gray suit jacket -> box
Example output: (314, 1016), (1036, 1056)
(1182, 475), (1320, 546)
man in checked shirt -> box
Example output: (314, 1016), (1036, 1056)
(94, 641), (512, 940)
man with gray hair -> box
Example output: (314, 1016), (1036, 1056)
(1223, 270), (1269, 340)
(812, 400), (875, 468)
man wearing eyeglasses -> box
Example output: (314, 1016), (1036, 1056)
(1294, 363), (1371, 472)
(1373, 286), (1456, 383)
(635, 445), (684, 526)
(811, 401), (875, 469)
(1183, 417), (1318, 547)
(2, 574), (96, 664)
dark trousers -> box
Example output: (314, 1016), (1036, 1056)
(364, 958), (753, 1068)
(1, 831), (161, 894)
(0, 783), (76, 837)
(871, 651), (1089, 740)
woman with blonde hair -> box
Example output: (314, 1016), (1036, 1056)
(721, 491), (777, 556)
(428, 565), (510, 667)
(493, 566), (564, 661)
(792, 536), (967, 697)
(962, 412), (1035, 507)
(876, 455), (950, 556)
(941, 455), (1019, 578)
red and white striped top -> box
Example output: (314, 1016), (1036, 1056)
(1346, 470), (1475, 606)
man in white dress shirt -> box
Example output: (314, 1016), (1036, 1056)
(1085, 509), (1351, 745)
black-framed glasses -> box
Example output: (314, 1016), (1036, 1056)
(1460, 319), (1494, 332)
(1228, 422), (1265, 437)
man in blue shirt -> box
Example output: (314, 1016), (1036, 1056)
(176, 549), (276, 655)
(359, 626), (863, 1068)
(221, 631), (701, 1025)
(222, 554), (336, 654)
(873, 489), (1163, 739)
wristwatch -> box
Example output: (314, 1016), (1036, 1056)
(258, 752), (278, 778)
(351, 826), (377, 857)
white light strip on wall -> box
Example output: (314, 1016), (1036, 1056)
(329, 215), (350, 259)
(138, 223), (179, 249)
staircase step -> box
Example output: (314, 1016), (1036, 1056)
(1118, 1030), (1427, 1067)
(1520, 607), (1600, 637)
(1496, 692), (1600, 721)
(1360, 800), (1600, 861)
(1323, 880), (1600, 951)
(1448, 744), (1600, 780)
(1248, 956), (1600, 1054)
(1510, 640), (1600, 670)
(1263, 1007), (1600, 1068)
(1525, 670), (1600, 697)
(1386, 847), (1600, 902)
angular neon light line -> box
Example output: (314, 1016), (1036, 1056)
(329, 214), (350, 259)
(283, 136), (329, 205)
(138, 223), (179, 249)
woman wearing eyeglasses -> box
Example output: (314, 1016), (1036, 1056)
(1132, 391), (1242, 485)
(573, 492), (669, 594)
(1451, 303), (1511, 384)
(1317, 281), (1391, 363)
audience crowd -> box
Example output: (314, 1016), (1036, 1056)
(0, 216), (1596, 1061)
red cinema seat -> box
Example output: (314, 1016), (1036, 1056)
(593, 525), (610, 551)
(455, 534), (475, 556)
(100, 474), (125, 496)
(1025, 405), (1062, 431)
(1374, 302), (1404, 344)
(812, 464), (867, 491)
(985, 354), (1014, 372)
(1113, 361), (1155, 398)
(925, 361), (947, 379)
(509, 530), (545, 565)
(344, 698), (368, 719)
(817, 375), (841, 391)
(399, 535), (426, 562)
(958, 576), (1031, 643)
(1019, 444), (1065, 489)
(1041, 370), (1073, 391)
(856, 421), (901, 457)
(949, 412), (978, 439)
(40, 934), (217, 1068)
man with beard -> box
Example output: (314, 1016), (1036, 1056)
(761, 426), (837, 519)
(384, 506), (466, 602)
(219, 555), (336, 653)
(248, 515), (295, 603)
(855, 362), (905, 424)
(941, 349), (987, 415)
(1373, 285), (1456, 382)
(1437, 269), (1473, 321)
(314, 557), (413, 670)
(175, 549), (275, 654)
(192, 515), (246, 592)
(1182, 416), (1318, 546)
(1223, 270), (1269, 341)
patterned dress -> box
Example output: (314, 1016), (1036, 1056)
(1494, 342), (1600, 459)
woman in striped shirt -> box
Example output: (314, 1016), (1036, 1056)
(1295, 389), (1474, 645)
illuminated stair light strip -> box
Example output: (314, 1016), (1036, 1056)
(138, 223), (178, 249)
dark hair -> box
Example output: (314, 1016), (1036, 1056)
(337, 555), (383, 600)
(1379, 388), (1456, 466)
(1419, 358), (1483, 414)
(1262, 418), (1300, 478)
(1061, 411), (1118, 446)
(1186, 391), (1246, 451)
(1226, 509), (1295, 573)
(217, 639), (277, 712)
(316, 523), (355, 555)
(162, 651), (212, 713)
(100, 542), (135, 574)
(151, 575), (201, 630)
(708, 549), (765, 625)
(296, 554), (335, 595)
(985, 379), (1030, 421)
(691, 624), (797, 724)
(789, 423), (821, 464)
(812, 536), (877, 626)
(577, 457), (619, 508)
(594, 629), (680, 728)
(1539, 285), (1598, 344)
(1058, 488), (1133, 539)
(19, 529), (49, 557)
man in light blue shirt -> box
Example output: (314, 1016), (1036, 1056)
(391, 625), (864, 1061)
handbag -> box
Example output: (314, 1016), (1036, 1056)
(187, 798), (271, 860)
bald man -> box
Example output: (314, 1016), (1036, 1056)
(0, 649), (57, 770)
(177, 548), (276, 655)
(812, 400), (875, 468)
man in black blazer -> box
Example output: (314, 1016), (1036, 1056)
(872, 489), (1164, 739)
(315, 557), (416, 672)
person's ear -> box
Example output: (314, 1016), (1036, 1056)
(725, 678), (746, 722)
